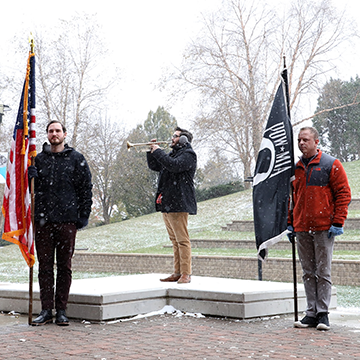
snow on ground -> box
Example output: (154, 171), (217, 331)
(106, 305), (205, 324)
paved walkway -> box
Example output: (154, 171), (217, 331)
(1, 313), (360, 359)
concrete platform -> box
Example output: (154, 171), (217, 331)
(0, 274), (336, 321)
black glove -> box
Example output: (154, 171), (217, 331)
(76, 217), (89, 229)
(28, 165), (38, 180)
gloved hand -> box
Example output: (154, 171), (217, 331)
(287, 225), (295, 243)
(328, 225), (343, 238)
(76, 217), (89, 230)
(28, 165), (38, 180)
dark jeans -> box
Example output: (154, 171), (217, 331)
(35, 222), (77, 311)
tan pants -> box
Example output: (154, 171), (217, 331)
(162, 212), (191, 275)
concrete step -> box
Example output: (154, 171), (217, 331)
(222, 220), (254, 232)
(222, 218), (360, 231)
(343, 218), (360, 230)
(184, 239), (360, 251)
(0, 274), (337, 321)
(349, 199), (360, 210)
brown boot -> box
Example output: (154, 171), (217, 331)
(177, 274), (191, 284)
(160, 273), (181, 282)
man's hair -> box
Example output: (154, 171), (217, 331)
(175, 126), (193, 143)
(299, 126), (319, 140)
(46, 120), (67, 133)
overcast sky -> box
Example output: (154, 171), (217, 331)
(0, 0), (220, 131)
(1, 0), (359, 132)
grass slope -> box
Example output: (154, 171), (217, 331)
(74, 159), (360, 252)
(0, 160), (359, 289)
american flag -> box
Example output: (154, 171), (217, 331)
(2, 51), (36, 267)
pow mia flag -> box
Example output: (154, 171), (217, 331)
(253, 70), (295, 261)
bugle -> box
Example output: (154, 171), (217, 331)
(126, 140), (169, 151)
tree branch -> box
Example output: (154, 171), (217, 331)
(294, 93), (360, 126)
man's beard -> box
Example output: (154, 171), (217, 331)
(49, 137), (64, 146)
(171, 143), (182, 150)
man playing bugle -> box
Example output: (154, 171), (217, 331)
(147, 127), (197, 284)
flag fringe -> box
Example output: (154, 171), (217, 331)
(257, 229), (291, 262)
(1, 231), (35, 267)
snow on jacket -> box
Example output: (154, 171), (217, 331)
(290, 149), (351, 232)
(147, 143), (197, 214)
(34, 143), (93, 225)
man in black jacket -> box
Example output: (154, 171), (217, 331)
(147, 127), (197, 284)
(29, 120), (92, 326)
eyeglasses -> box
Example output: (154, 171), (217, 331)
(172, 134), (180, 139)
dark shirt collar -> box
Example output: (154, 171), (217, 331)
(301, 152), (318, 167)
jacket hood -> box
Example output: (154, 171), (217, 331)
(170, 142), (193, 154)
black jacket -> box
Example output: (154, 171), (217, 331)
(147, 143), (197, 214)
(34, 143), (93, 225)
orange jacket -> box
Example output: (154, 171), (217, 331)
(290, 149), (351, 232)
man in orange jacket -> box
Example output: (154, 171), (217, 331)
(289, 126), (351, 331)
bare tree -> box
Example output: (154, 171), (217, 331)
(200, 148), (239, 188)
(35, 14), (117, 149)
(86, 117), (124, 225)
(167, 0), (357, 178)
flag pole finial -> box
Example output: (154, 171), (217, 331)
(29, 33), (34, 54)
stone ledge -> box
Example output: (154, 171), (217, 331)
(1, 274), (334, 321)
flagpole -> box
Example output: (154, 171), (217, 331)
(282, 56), (298, 322)
(28, 35), (35, 326)
(28, 176), (34, 325)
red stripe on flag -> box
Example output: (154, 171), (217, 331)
(1, 51), (36, 267)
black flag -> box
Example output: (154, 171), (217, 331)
(253, 70), (295, 260)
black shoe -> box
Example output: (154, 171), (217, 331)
(316, 312), (330, 331)
(294, 315), (318, 328)
(55, 309), (69, 326)
(31, 309), (53, 326)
